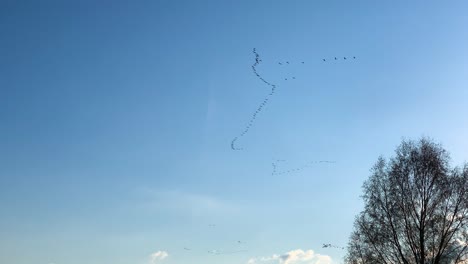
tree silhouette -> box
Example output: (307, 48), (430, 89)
(346, 138), (468, 264)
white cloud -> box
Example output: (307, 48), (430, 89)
(248, 254), (281, 264)
(149, 251), (168, 264)
(247, 249), (332, 264)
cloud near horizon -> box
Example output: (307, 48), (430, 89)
(149, 251), (168, 264)
(247, 249), (332, 264)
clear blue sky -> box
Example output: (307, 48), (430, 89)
(1, 1), (468, 264)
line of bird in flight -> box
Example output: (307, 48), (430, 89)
(272, 159), (337, 176)
(181, 224), (343, 255)
(231, 48), (277, 151)
(182, 224), (247, 255)
(278, 56), (357, 65)
(322, 243), (345, 250)
(220, 49), (348, 257)
(231, 49), (358, 150)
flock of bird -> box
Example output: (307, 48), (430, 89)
(231, 49), (357, 150)
(279, 56), (357, 80)
(271, 159), (337, 176)
(182, 224), (344, 255)
(231, 48), (277, 151)
(278, 56), (356, 65)
(182, 225), (248, 255)
(322, 56), (357, 62)
(184, 248), (248, 255)
(223, 49), (350, 257)
(322, 243), (345, 250)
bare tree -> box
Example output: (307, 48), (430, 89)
(346, 138), (468, 264)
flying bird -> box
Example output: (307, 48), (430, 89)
(323, 243), (345, 249)
(323, 59), (326, 62)
(334, 57), (337, 60)
(344, 57), (347, 60)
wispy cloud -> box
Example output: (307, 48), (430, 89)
(149, 251), (168, 264)
(247, 249), (332, 264)
(136, 188), (238, 216)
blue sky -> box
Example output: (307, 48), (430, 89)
(1, 1), (468, 264)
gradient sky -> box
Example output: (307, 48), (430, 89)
(1, 1), (468, 264)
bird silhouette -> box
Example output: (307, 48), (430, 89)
(344, 57), (347, 60)
(322, 243), (344, 249)
(334, 57), (337, 60)
(323, 59), (326, 62)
